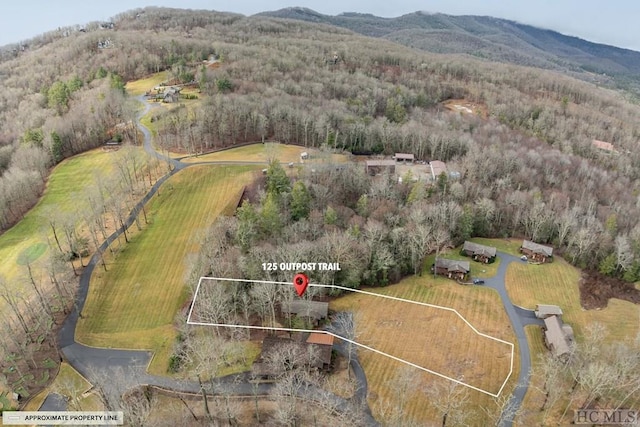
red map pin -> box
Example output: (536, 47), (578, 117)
(293, 273), (309, 297)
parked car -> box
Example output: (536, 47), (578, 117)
(472, 278), (485, 285)
(520, 255), (528, 261)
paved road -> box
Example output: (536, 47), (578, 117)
(483, 252), (542, 426)
(39, 393), (67, 411)
(54, 96), (537, 426)
(54, 96), (379, 425)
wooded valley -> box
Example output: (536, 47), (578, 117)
(3, 7), (640, 281)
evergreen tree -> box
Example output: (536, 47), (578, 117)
(47, 81), (70, 113)
(599, 253), (617, 276)
(324, 206), (337, 225)
(290, 181), (311, 221)
(236, 202), (259, 251)
(260, 193), (282, 236)
(266, 161), (291, 196)
(356, 194), (369, 217)
(50, 131), (64, 163)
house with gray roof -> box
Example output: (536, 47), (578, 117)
(535, 304), (563, 319)
(543, 315), (574, 359)
(433, 258), (470, 281)
(462, 241), (497, 264)
(281, 300), (329, 326)
(520, 240), (554, 263)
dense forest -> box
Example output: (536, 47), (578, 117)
(260, 7), (640, 93)
(2, 7), (640, 280)
(0, 7), (639, 425)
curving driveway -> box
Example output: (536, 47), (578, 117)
(483, 252), (543, 427)
(54, 96), (379, 425)
(54, 96), (536, 426)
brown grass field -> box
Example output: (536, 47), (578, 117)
(505, 257), (639, 341)
(442, 99), (489, 119)
(331, 275), (519, 425)
(506, 257), (640, 425)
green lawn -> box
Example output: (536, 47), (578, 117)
(125, 71), (169, 96)
(470, 237), (523, 256)
(23, 362), (102, 412)
(76, 165), (259, 374)
(0, 149), (117, 299)
(139, 109), (158, 137)
(181, 143), (350, 164)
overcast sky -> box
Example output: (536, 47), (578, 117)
(2, 1), (639, 51)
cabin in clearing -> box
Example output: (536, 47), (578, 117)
(462, 241), (497, 263)
(433, 258), (470, 281)
(520, 240), (554, 263)
(393, 153), (415, 163)
(365, 159), (396, 176)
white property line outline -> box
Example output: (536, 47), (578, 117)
(187, 277), (514, 398)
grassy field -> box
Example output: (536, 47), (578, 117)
(76, 165), (259, 374)
(331, 273), (519, 425)
(506, 257), (640, 425)
(0, 149), (121, 304)
(181, 143), (350, 164)
(22, 362), (101, 413)
(471, 237), (523, 256)
(139, 108), (159, 137)
(505, 257), (639, 341)
(125, 71), (168, 96)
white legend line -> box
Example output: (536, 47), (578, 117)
(188, 276), (515, 398)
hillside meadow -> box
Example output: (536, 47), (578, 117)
(0, 148), (128, 307)
(331, 270), (519, 426)
(76, 165), (260, 374)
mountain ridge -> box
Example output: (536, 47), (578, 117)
(258, 8), (640, 87)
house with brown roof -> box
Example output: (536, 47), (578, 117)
(365, 159), (396, 176)
(520, 240), (554, 263)
(433, 258), (470, 281)
(543, 315), (574, 359)
(462, 241), (497, 264)
(394, 153), (415, 163)
(306, 332), (334, 370)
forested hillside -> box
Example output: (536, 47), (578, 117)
(260, 8), (640, 92)
(2, 7), (640, 282)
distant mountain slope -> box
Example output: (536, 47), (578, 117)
(259, 8), (640, 82)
